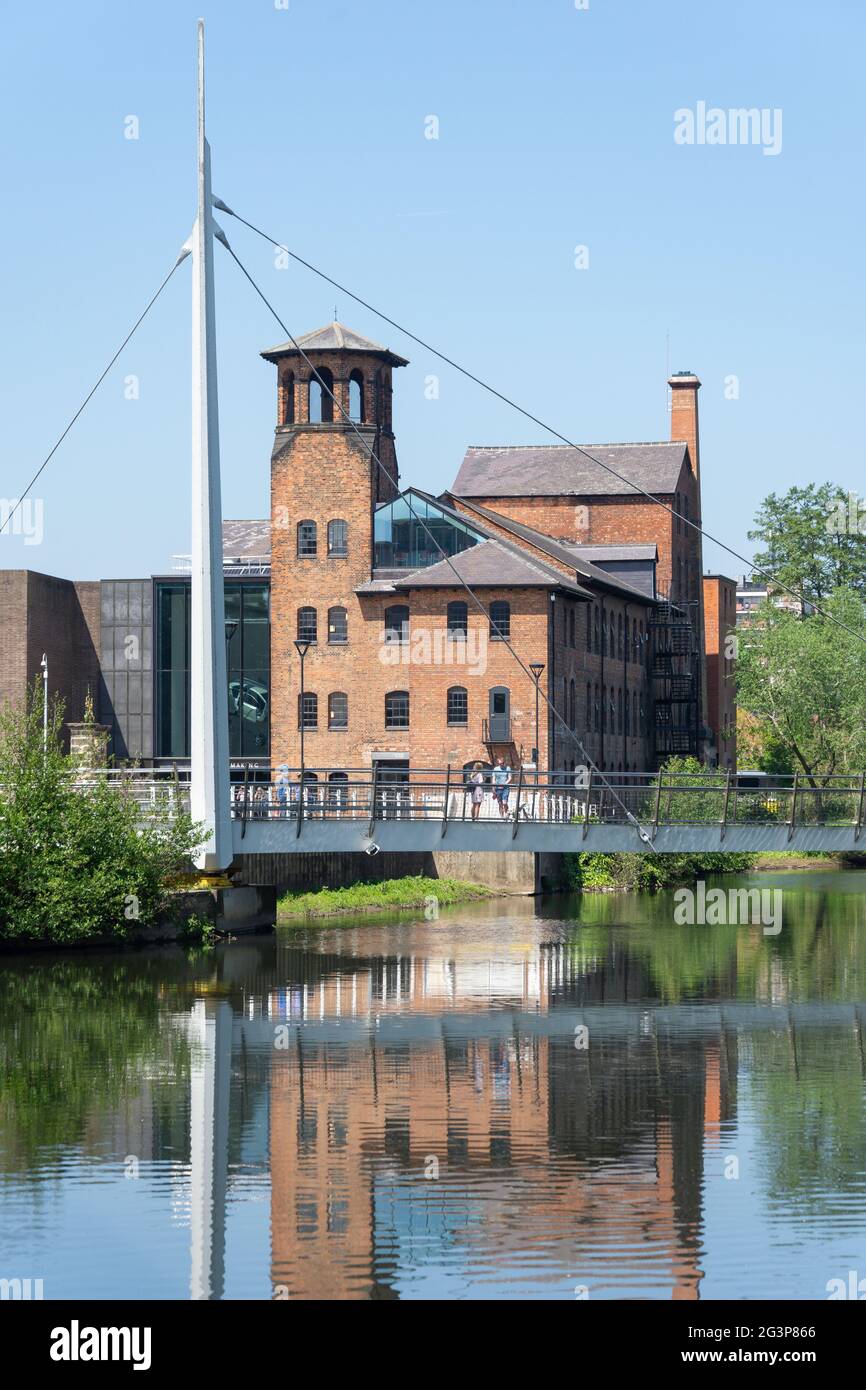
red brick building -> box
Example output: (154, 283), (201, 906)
(0, 327), (734, 773)
(702, 575), (737, 769)
(263, 324), (723, 780)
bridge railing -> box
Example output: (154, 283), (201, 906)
(32, 765), (866, 837)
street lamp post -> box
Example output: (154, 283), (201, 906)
(529, 662), (545, 771)
(294, 639), (311, 832)
(40, 653), (48, 756)
(529, 661), (545, 817)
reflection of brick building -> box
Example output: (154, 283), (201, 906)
(267, 942), (733, 1300)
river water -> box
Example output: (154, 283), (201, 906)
(2, 871), (866, 1301)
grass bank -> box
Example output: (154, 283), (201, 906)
(277, 875), (494, 920)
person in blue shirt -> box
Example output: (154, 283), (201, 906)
(492, 757), (512, 818)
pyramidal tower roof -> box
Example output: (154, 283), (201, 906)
(261, 321), (408, 366)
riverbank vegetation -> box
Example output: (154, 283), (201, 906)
(0, 687), (202, 945)
(564, 850), (758, 893)
(738, 483), (866, 781)
(277, 875), (493, 919)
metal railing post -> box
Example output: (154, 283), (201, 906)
(652, 769), (663, 842)
(720, 767), (732, 843)
(295, 766), (304, 838)
(787, 771), (799, 843)
(367, 763), (379, 839)
(241, 759), (250, 839)
(582, 768), (593, 840)
(512, 764), (524, 839)
(441, 764), (451, 838)
(856, 772), (866, 843)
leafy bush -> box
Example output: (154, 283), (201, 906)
(0, 686), (204, 943)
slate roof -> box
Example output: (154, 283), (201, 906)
(222, 520), (271, 559)
(451, 442), (690, 498)
(447, 499), (655, 603)
(562, 543), (658, 562)
(261, 321), (409, 366)
(390, 539), (589, 593)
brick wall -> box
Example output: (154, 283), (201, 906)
(703, 576), (737, 768)
(0, 571), (101, 744)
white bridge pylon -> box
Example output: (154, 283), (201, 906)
(189, 19), (232, 872)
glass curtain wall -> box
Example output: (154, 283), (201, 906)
(156, 581), (270, 759)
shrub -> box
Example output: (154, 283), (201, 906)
(0, 685), (204, 943)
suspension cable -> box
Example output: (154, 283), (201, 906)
(1, 252), (189, 537)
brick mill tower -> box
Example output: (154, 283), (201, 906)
(262, 322), (409, 767)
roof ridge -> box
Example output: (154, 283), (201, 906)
(465, 441), (682, 451)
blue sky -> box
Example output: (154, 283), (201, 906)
(1, 0), (863, 580)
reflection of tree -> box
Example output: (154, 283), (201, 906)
(558, 884), (866, 1005)
(0, 955), (194, 1169)
(746, 1023), (866, 1212)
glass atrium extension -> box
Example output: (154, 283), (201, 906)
(373, 491), (480, 570)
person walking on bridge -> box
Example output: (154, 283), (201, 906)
(492, 757), (512, 818)
(470, 762), (486, 821)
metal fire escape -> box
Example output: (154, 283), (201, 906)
(650, 597), (699, 759)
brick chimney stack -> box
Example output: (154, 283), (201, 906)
(668, 371), (701, 481)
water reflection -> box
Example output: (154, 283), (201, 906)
(1, 875), (866, 1300)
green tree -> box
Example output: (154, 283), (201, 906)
(748, 482), (866, 606)
(0, 683), (204, 943)
(736, 590), (866, 785)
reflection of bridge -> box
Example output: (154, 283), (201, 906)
(81, 765), (866, 854)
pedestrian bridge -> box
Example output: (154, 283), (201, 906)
(81, 766), (866, 855)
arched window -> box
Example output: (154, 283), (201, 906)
(632, 617), (637, 658)
(297, 606), (317, 644)
(569, 678), (576, 731)
(447, 600), (468, 638)
(328, 606), (348, 644)
(617, 687), (623, 735)
(569, 608), (576, 648)
(447, 685), (468, 726)
(586, 607), (592, 650)
(639, 620), (645, 662)
(384, 604), (409, 643)
(602, 685), (607, 733)
(602, 611), (608, 656)
(327, 519), (348, 557)
(594, 683), (600, 733)
(490, 600), (510, 641)
(624, 689), (630, 736)
(617, 613), (623, 659)
(385, 690), (410, 728)
(282, 371), (295, 425)
(297, 519), (317, 557)
(328, 692), (348, 730)
(586, 682), (592, 732)
(348, 369), (364, 423)
(308, 366), (334, 423)
(594, 605), (600, 653)
(298, 691), (317, 729)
